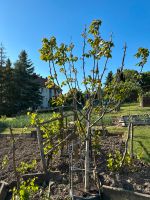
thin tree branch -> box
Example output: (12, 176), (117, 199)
(46, 132), (73, 156)
(90, 101), (121, 128)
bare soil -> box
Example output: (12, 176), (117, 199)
(0, 134), (149, 199)
(0, 137), (42, 183)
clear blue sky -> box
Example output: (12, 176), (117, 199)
(0, 0), (150, 80)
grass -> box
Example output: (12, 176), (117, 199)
(0, 115), (30, 128)
(0, 103), (149, 129)
(107, 125), (150, 163)
(0, 127), (34, 134)
(91, 102), (150, 127)
(0, 113), (50, 134)
(0, 110), (74, 133)
(107, 126), (127, 134)
(133, 126), (150, 163)
(106, 102), (150, 117)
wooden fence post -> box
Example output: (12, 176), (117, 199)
(36, 126), (47, 173)
(130, 122), (134, 159)
(59, 106), (64, 156)
(9, 128), (20, 189)
(120, 122), (131, 168)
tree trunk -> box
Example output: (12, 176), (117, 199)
(59, 107), (64, 156)
(85, 112), (91, 192)
(140, 95), (143, 107)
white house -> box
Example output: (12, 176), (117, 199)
(34, 74), (62, 108)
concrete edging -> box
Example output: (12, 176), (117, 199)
(102, 185), (150, 200)
(1, 175), (150, 200)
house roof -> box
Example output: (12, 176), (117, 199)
(33, 73), (62, 90)
(33, 73), (47, 87)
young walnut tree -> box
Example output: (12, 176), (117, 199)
(39, 19), (149, 192)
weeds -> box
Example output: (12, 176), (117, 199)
(107, 150), (131, 172)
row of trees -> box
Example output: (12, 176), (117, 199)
(0, 46), (42, 116)
(105, 69), (150, 103)
(53, 69), (150, 109)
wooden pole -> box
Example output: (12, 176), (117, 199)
(36, 126), (47, 173)
(9, 128), (20, 189)
(85, 112), (91, 192)
(59, 106), (64, 156)
(120, 122), (131, 168)
(69, 141), (73, 196)
(130, 122), (134, 159)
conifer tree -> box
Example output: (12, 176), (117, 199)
(3, 59), (16, 115)
(0, 43), (6, 67)
(14, 50), (42, 112)
(105, 71), (113, 86)
(0, 44), (7, 115)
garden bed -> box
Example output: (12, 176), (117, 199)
(0, 133), (149, 199)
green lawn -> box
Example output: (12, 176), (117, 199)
(107, 125), (150, 163)
(1, 103), (149, 129)
(107, 102), (150, 117)
(0, 110), (74, 133)
(0, 127), (34, 134)
(133, 126), (150, 163)
(91, 103), (150, 126)
(0, 112), (52, 134)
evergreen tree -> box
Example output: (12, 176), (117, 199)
(0, 43), (6, 67)
(0, 44), (7, 115)
(3, 59), (16, 115)
(123, 69), (138, 82)
(140, 72), (150, 93)
(14, 50), (42, 112)
(0, 66), (4, 115)
(105, 71), (113, 86)
(116, 69), (125, 82)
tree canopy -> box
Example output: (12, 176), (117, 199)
(0, 49), (42, 116)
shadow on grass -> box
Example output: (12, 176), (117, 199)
(134, 140), (150, 162)
(0, 121), (8, 133)
(134, 135), (150, 139)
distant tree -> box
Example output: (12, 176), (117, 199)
(140, 71), (150, 93)
(64, 88), (85, 108)
(135, 48), (150, 106)
(116, 69), (125, 82)
(105, 71), (113, 86)
(123, 69), (139, 102)
(14, 50), (42, 112)
(0, 44), (7, 115)
(30, 73), (43, 109)
(0, 43), (6, 67)
(108, 69), (150, 103)
(123, 69), (138, 82)
(0, 66), (4, 115)
(5, 58), (11, 68)
(2, 59), (17, 115)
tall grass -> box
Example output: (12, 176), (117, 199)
(0, 110), (73, 129)
(0, 115), (30, 128)
(91, 115), (114, 126)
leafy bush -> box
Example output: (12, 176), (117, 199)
(12, 178), (38, 200)
(107, 150), (131, 172)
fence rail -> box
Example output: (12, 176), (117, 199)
(38, 113), (74, 126)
